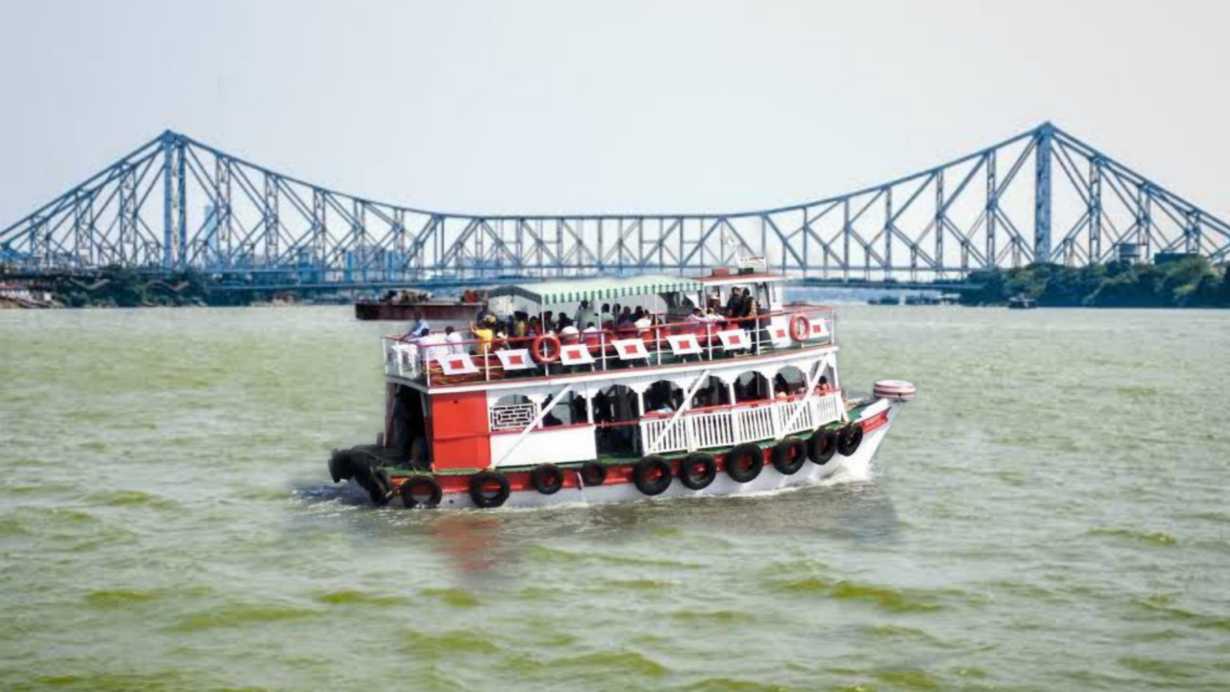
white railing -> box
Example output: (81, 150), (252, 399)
(640, 393), (845, 455)
(381, 306), (837, 388)
(640, 415), (690, 454)
(383, 338), (420, 379)
(735, 405), (775, 443)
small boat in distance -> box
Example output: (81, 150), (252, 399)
(1007, 294), (1038, 309)
(328, 267), (915, 509)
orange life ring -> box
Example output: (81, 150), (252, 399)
(531, 334), (561, 363)
(789, 313), (810, 342)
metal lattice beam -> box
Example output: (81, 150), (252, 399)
(3, 123), (1229, 285)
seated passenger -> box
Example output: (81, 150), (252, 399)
(418, 329), (449, 365)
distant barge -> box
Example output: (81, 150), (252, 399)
(354, 300), (485, 322)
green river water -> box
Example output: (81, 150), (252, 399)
(1, 305), (1228, 691)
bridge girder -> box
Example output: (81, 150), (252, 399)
(3, 123), (1229, 285)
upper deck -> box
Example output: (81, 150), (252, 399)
(382, 304), (837, 393)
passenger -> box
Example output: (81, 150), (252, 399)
(724, 287), (742, 316)
(560, 323), (580, 344)
(773, 374), (789, 400)
(616, 307), (633, 326)
(575, 300), (600, 331)
(444, 325), (464, 354)
(419, 328), (450, 364)
(527, 316), (541, 337)
(404, 312), (430, 339)
(600, 303), (613, 327)
(470, 318), (495, 355)
(634, 309), (651, 334)
(686, 307), (705, 324)
(581, 322), (602, 352)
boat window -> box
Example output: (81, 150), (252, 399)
(542, 391), (587, 427)
(594, 384), (639, 455)
(773, 365), (807, 399)
(733, 372), (770, 403)
(644, 380), (683, 415)
(691, 375), (729, 408)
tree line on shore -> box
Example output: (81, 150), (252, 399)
(11, 256), (1230, 309)
(958, 256), (1230, 307)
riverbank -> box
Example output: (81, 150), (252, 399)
(0, 267), (351, 309)
(957, 256), (1230, 308)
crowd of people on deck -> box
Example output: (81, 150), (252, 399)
(399, 285), (774, 369)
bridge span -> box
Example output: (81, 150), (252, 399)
(2, 122), (1228, 290)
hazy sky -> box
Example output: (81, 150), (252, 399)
(2, 0), (1228, 223)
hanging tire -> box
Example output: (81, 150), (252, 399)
(469, 471), (510, 508)
(580, 462), (607, 487)
(771, 438), (807, 475)
(328, 450), (352, 483)
(837, 423), (864, 456)
(633, 456), (672, 496)
(808, 428), (837, 465)
(725, 443), (764, 483)
(530, 464), (564, 495)
(399, 476), (442, 508)
(679, 453), (716, 490)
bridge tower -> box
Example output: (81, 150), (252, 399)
(1033, 122), (1053, 264)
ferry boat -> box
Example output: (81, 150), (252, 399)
(327, 268), (915, 508)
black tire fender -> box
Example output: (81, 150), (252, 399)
(771, 437), (807, 475)
(579, 462), (607, 487)
(837, 423), (864, 457)
(679, 453), (716, 490)
(468, 471), (511, 508)
(399, 476), (443, 508)
(725, 443), (764, 483)
(530, 464), (564, 495)
(633, 456), (672, 496)
(808, 428), (838, 465)
(328, 450), (353, 483)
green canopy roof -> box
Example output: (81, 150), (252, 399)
(489, 274), (703, 306)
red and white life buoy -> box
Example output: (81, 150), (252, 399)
(789, 313), (810, 342)
(531, 334), (561, 363)
(873, 379), (916, 401)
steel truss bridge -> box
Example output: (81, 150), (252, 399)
(2, 122), (1228, 289)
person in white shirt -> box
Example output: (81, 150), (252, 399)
(444, 325), (464, 354)
(418, 329), (450, 364)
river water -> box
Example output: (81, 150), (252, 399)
(1, 304), (1228, 690)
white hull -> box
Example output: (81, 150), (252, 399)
(372, 399), (902, 510)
